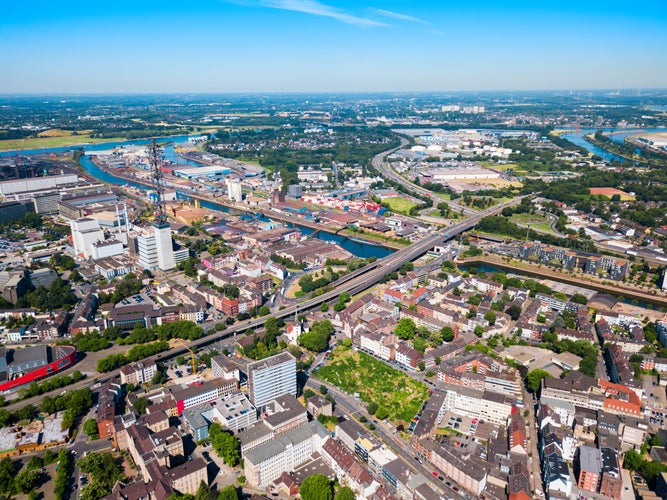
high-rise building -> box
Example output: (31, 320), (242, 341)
(136, 224), (175, 271)
(137, 231), (158, 270)
(227, 179), (243, 202)
(247, 352), (296, 409)
(154, 223), (175, 271)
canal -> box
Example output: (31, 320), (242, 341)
(3, 137), (394, 259)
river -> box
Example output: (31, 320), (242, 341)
(559, 127), (666, 163)
(2, 136), (393, 259)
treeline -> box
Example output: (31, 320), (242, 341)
(97, 340), (170, 372)
(16, 370), (85, 399)
(54, 449), (73, 500)
(0, 387), (93, 430)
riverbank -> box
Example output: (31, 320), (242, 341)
(457, 254), (667, 309)
(82, 153), (403, 253)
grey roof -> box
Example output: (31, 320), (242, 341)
(247, 351), (295, 371)
(237, 421), (273, 447)
(244, 420), (328, 465)
(579, 445), (601, 474)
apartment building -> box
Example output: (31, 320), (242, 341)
(120, 360), (158, 385)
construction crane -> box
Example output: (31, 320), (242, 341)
(174, 338), (197, 376)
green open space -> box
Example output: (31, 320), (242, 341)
(0, 134), (129, 151)
(383, 196), (417, 215)
(315, 346), (429, 424)
(510, 213), (555, 233)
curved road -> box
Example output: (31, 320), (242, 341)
(371, 137), (477, 217)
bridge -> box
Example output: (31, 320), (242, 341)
(6, 179), (529, 411)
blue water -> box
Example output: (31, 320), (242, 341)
(4, 135), (393, 259)
(560, 127), (667, 163)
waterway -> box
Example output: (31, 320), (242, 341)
(560, 127), (666, 163)
(3, 136), (393, 259)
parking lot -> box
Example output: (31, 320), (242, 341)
(440, 411), (479, 436)
(191, 443), (239, 491)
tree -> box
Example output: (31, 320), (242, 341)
(14, 469), (40, 494)
(571, 293), (588, 305)
(299, 320), (334, 353)
(69, 268), (83, 283)
(218, 485), (240, 500)
(367, 402), (378, 415)
(320, 302), (329, 312)
(474, 325), (484, 338)
(440, 326), (454, 343)
(195, 480), (211, 500)
(484, 310), (496, 325)
(0, 458), (16, 494)
(209, 423), (240, 466)
(624, 449), (643, 470)
(300, 474), (333, 500)
(335, 487), (355, 500)
(258, 306), (271, 317)
(395, 318), (416, 340)
(506, 304), (522, 321)
(83, 418), (99, 439)
(134, 397), (149, 415)
(526, 369), (550, 394)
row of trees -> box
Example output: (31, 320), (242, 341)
(16, 370), (85, 399)
(0, 387), (93, 429)
(96, 340), (170, 372)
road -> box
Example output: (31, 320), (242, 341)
(307, 376), (464, 499)
(371, 137), (477, 217)
(5, 194), (527, 412)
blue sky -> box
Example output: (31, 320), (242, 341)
(1, 0), (665, 93)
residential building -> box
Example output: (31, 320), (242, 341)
(577, 445), (601, 493)
(120, 360), (158, 385)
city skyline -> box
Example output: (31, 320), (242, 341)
(1, 0), (666, 93)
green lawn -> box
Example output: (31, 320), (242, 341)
(383, 197), (416, 215)
(0, 134), (130, 151)
(510, 213), (555, 233)
(315, 346), (429, 424)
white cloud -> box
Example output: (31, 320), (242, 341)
(259, 0), (388, 27)
(368, 8), (430, 25)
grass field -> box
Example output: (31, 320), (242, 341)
(315, 346), (429, 424)
(0, 133), (127, 151)
(510, 213), (555, 233)
(0, 126), (218, 152)
(383, 196), (416, 215)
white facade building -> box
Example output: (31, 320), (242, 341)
(227, 179), (243, 202)
(71, 218), (104, 259)
(154, 223), (175, 271)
